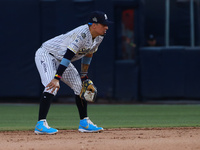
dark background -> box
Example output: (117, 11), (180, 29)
(0, 0), (200, 103)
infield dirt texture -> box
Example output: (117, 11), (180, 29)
(0, 104), (200, 149)
(1, 127), (200, 150)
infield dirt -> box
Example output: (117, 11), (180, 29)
(1, 127), (200, 150)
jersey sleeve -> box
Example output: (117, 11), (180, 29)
(67, 34), (85, 54)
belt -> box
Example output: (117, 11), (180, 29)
(49, 53), (55, 57)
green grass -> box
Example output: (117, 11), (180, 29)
(0, 104), (199, 131)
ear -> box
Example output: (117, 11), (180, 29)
(92, 23), (98, 28)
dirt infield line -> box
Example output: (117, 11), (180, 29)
(0, 127), (200, 150)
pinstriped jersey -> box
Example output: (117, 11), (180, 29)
(41, 24), (104, 62)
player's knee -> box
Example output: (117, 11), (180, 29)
(44, 87), (57, 96)
(73, 84), (82, 95)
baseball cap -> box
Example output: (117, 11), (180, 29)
(88, 11), (113, 25)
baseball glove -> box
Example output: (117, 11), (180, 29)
(80, 79), (97, 102)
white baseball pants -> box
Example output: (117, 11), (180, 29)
(35, 48), (82, 96)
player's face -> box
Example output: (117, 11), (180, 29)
(95, 23), (108, 36)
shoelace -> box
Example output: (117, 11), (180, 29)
(87, 118), (97, 127)
(43, 121), (50, 129)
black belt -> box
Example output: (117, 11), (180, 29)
(49, 53), (54, 57)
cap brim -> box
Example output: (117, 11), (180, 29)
(101, 20), (114, 25)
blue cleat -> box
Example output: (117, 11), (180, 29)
(78, 117), (104, 133)
(34, 119), (58, 135)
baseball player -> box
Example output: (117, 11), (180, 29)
(34, 11), (112, 134)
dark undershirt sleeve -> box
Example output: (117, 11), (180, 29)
(54, 49), (75, 80)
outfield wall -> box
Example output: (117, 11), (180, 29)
(0, 0), (200, 102)
(139, 47), (200, 101)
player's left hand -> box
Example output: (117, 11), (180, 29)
(80, 79), (97, 102)
(46, 79), (60, 94)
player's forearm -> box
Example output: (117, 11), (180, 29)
(81, 53), (93, 77)
(81, 64), (90, 77)
(54, 49), (75, 80)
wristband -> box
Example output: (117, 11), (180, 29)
(81, 75), (88, 81)
(80, 71), (88, 77)
(54, 74), (62, 80)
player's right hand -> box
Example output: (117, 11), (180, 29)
(46, 79), (60, 94)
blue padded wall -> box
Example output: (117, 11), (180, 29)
(140, 47), (200, 100)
